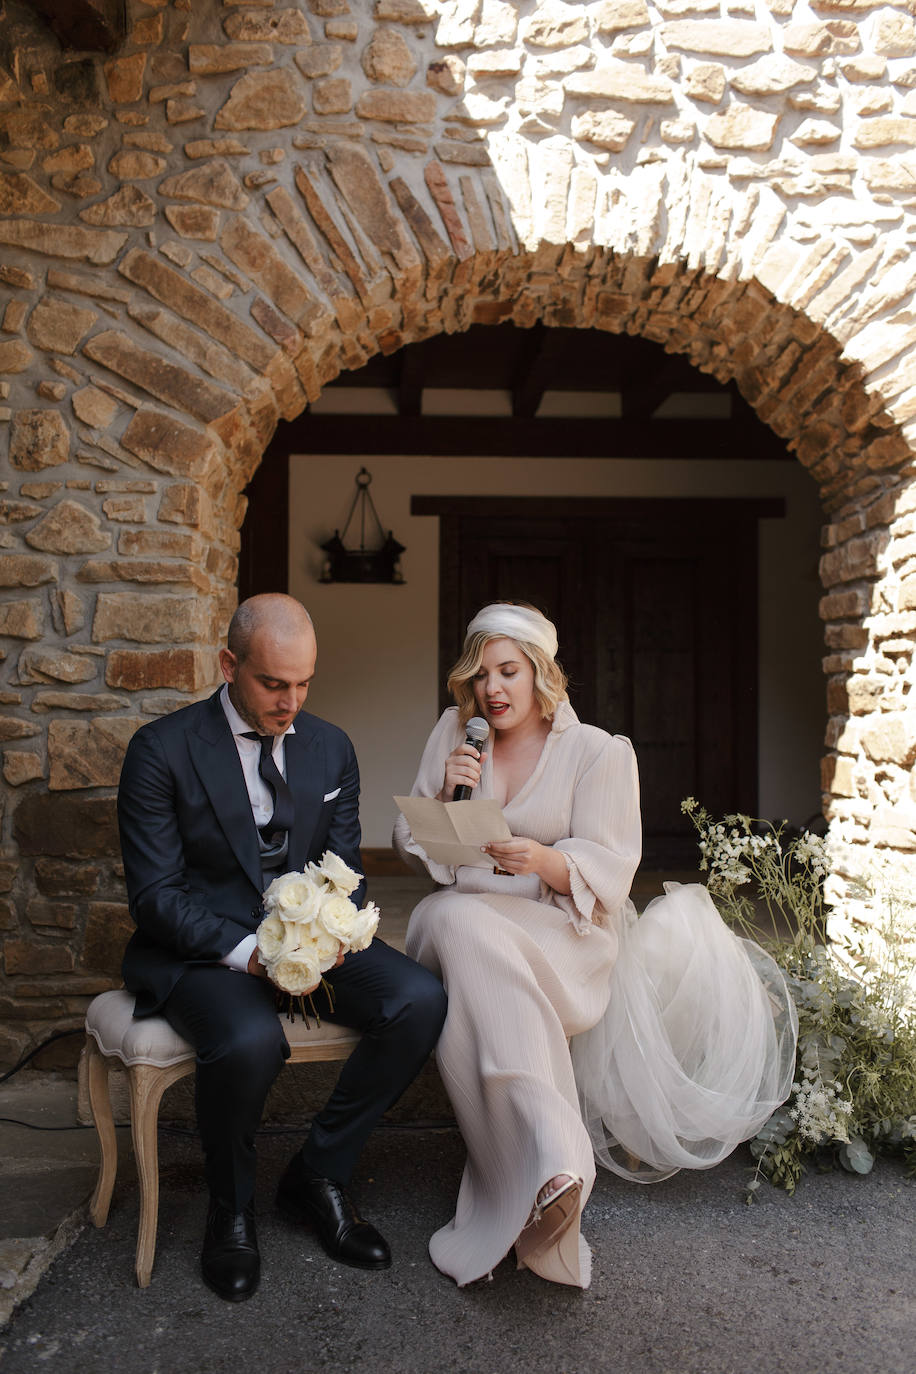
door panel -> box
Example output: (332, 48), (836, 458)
(434, 500), (768, 867)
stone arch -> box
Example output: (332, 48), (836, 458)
(2, 0), (916, 1054)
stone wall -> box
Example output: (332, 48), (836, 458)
(2, 0), (916, 1061)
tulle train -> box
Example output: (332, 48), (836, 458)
(571, 882), (798, 1183)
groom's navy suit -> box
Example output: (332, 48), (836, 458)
(117, 689), (446, 1210)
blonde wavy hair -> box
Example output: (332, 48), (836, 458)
(447, 602), (569, 726)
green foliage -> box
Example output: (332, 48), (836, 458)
(681, 799), (916, 1199)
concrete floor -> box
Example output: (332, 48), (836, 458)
(1, 876), (914, 1371)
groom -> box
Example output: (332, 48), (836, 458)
(117, 593), (446, 1301)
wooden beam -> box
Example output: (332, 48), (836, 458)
(281, 414), (791, 460)
(411, 495), (786, 522)
(398, 345), (424, 417)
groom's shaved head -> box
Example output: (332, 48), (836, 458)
(227, 594), (314, 662)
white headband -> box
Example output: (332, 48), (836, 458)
(465, 604), (558, 660)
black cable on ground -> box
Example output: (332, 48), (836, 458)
(0, 1028), (84, 1086)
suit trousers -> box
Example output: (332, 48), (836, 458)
(162, 939), (447, 1211)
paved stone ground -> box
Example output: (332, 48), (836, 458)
(0, 1124), (913, 1374)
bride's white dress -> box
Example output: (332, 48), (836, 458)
(394, 703), (797, 1289)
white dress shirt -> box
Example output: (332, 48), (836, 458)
(218, 683), (296, 973)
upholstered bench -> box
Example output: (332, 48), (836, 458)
(84, 988), (360, 1287)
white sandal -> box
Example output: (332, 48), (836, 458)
(515, 1172), (583, 1264)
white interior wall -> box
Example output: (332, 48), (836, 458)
(288, 450), (825, 848)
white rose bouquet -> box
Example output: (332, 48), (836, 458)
(256, 851), (379, 1024)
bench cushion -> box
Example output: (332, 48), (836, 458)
(86, 988), (361, 1067)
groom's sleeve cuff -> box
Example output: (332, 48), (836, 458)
(220, 933), (258, 973)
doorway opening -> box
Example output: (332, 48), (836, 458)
(240, 324), (825, 866)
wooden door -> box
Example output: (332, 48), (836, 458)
(417, 497), (781, 867)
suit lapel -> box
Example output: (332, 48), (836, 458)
(188, 691), (263, 894)
(285, 716), (325, 871)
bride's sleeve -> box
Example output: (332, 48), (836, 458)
(549, 733), (642, 933)
(392, 708), (461, 886)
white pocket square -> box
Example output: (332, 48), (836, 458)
(323, 788), (341, 802)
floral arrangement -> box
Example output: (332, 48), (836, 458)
(256, 851), (379, 1022)
(681, 798), (916, 1198)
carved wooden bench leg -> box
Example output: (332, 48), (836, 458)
(128, 1060), (193, 1289)
(86, 1037), (118, 1230)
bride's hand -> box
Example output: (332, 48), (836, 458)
(482, 838), (572, 894)
(441, 742), (486, 798)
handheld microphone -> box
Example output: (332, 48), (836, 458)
(452, 717), (490, 801)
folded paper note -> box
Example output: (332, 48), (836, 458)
(394, 796), (513, 868)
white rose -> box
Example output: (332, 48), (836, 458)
(264, 872), (323, 924)
(269, 946), (321, 995)
(256, 912), (297, 964)
(314, 926), (342, 973)
(348, 901), (379, 953)
(319, 893), (360, 944)
(316, 850), (362, 896)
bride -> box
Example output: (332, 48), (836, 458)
(394, 602), (797, 1289)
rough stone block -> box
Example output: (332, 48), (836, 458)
(783, 22), (860, 57)
(662, 20), (770, 56)
(821, 754), (855, 797)
(164, 204), (221, 239)
(84, 331), (237, 427)
(3, 752), (44, 786)
(14, 793), (119, 857)
(158, 160), (249, 210)
(862, 717), (916, 766)
(27, 898), (77, 929)
(0, 601), (44, 640)
(705, 104), (779, 150)
(188, 43), (274, 75)
(0, 219), (127, 265)
(595, 0), (650, 34)
(853, 118), (916, 149)
(105, 648), (211, 691)
(820, 538), (888, 599)
(313, 77), (353, 114)
(48, 717), (143, 790)
(362, 30), (417, 86)
(31, 691), (125, 714)
(92, 591), (207, 643)
(72, 386), (119, 429)
(819, 588), (868, 620)
(225, 9), (313, 42)
(0, 341), (34, 373)
(572, 110), (636, 150)
(104, 52), (147, 103)
(847, 676), (885, 714)
(18, 648), (98, 685)
(0, 171), (61, 216)
(0, 715), (40, 742)
(82, 900), (134, 978)
(3, 940), (75, 976)
(522, 2), (589, 47)
(0, 555), (58, 588)
(215, 70), (308, 130)
(355, 89), (437, 122)
(9, 411), (71, 471)
(24, 500), (111, 554)
(158, 483), (206, 528)
(295, 44), (344, 78)
(35, 859), (101, 897)
(565, 63), (675, 103)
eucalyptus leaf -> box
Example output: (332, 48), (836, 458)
(838, 1138), (874, 1175)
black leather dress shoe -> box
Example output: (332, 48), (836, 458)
(201, 1200), (260, 1302)
(276, 1158), (391, 1270)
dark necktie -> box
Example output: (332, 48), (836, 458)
(242, 732), (295, 841)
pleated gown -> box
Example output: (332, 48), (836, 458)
(395, 702), (641, 1288)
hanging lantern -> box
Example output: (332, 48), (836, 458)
(319, 467), (406, 584)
